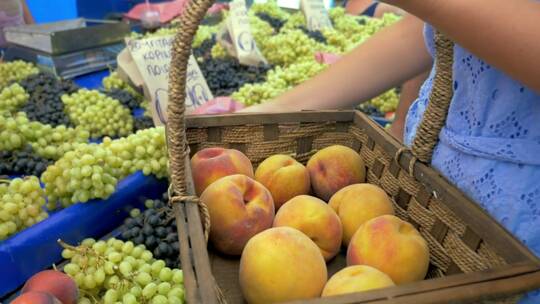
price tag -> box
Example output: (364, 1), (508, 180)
(126, 35), (214, 126)
(221, 0), (267, 66)
(300, 0), (333, 31)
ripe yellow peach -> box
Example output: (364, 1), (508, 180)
(329, 184), (394, 246)
(200, 174), (274, 255)
(239, 227), (327, 303)
(347, 215), (429, 285)
(255, 154), (311, 210)
(191, 147), (254, 195)
(307, 145), (366, 201)
(273, 195), (342, 261)
(322, 265), (395, 297)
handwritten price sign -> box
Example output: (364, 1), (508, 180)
(127, 35), (213, 126)
(301, 0), (333, 31)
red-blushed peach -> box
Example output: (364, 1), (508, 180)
(239, 227), (328, 303)
(22, 270), (78, 304)
(255, 154), (311, 210)
(273, 195), (342, 261)
(12, 291), (62, 304)
(329, 184), (394, 246)
(306, 145), (366, 201)
(322, 265), (395, 297)
(200, 174), (274, 255)
(191, 147), (254, 195)
(347, 215), (429, 285)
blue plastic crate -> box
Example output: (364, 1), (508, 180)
(0, 171), (168, 297)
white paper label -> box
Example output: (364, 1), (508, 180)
(224, 0), (267, 66)
(126, 35), (213, 126)
(277, 0), (333, 10)
(300, 0), (333, 31)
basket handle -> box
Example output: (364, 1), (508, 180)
(410, 31), (455, 163)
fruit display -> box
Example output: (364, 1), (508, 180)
(20, 270), (78, 304)
(0, 83), (29, 112)
(0, 144), (53, 177)
(59, 237), (185, 303)
(189, 144), (430, 302)
(0, 177), (48, 240)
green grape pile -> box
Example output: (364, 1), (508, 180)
(0, 60), (39, 89)
(369, 88), (399, 113)
(232, 58), (327, 105)
(60, 238), (185, 304)
(41, 143), (120, 209)
(103, 71), (142, 100)
(280, 12), (307, 32)
(129, 27), (177, 40)
(25, 120), (90, 160)
(192, 25), (219, 48)
(248, 13), (276, 49)
(102, 126), (168, 179)
(261, 29), (337, 66)
(211, 43), (228, 59)
(62, 89), (134, 138)
(42, 127), (167, 208)
(250, 1), (290, 20)
(0, 111), (26, 151)
(0, 83), (29, 112)
(0, 177), (48, 240)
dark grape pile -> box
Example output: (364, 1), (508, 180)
(200, 58), (273, 96)
(104, 89), (141, 111)
(121, 194), (180, 268)
(358, 103), (385, 117)
(256, 12), (285, 32)
(133, 116), (155, 131)
(0, 145), (53, 176)
(193, 35), (217, 60)
(298, 26), (327, 44)
(18, 73), (79, 126)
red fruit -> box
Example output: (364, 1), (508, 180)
(21, 270), (78, 304)
(11, 291), (62, 304)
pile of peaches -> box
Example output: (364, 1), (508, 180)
(191, 145), (430, 303)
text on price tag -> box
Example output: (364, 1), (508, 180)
(300, 0), (333, 31)
(126, 35), (214, 126)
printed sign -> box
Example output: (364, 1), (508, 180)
(126, 35), (213, 126)
(221, 0), (267, 66)
(300, 0), (333, 31)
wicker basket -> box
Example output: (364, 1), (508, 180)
(165, 0), (540, 303)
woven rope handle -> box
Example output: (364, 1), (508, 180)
(167, 0), (215, 239)
(410, 31), (455, 163)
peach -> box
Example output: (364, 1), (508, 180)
(12, 291), (62, 304)
(306, 145), (366, 201)
(22, 270), (78, 304)
(191, 147), (254, 195)
(322, 265), (395, 297)
(347, 215), (429, 285)
(239, 227), (327, 303)
(200, 174), (274, 255)
(329, 184), (394, 246)
(273, 195), (342, 261)
(255, 154), (311, 210)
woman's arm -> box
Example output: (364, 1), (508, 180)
(21, 0), (35, 24)
(241, 15), (432, 112)
(387, 0), (540, 93)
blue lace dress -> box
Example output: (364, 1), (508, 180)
(404, 25), (540, 303)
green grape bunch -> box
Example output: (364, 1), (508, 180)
(60, 238), (185, 304)
(62, 89), (134, 139)
(0, 111), (27, 151)
(0, 177), (48, 240)
(0, 60), (39, 89)
(369, 89), (399, 113)
(102, 71), (143, 100)
(0, 83), (29, 112)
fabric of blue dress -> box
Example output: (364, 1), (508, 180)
(404, 24), (540, 303)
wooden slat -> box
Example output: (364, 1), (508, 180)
(182, 157), (218, 304)
(285, 262), (540, 304)
(353, 111), (539, 264)
(263, 124), (280, 141)
(173, 203), (199, 304)
(186, 111), (355, 128)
